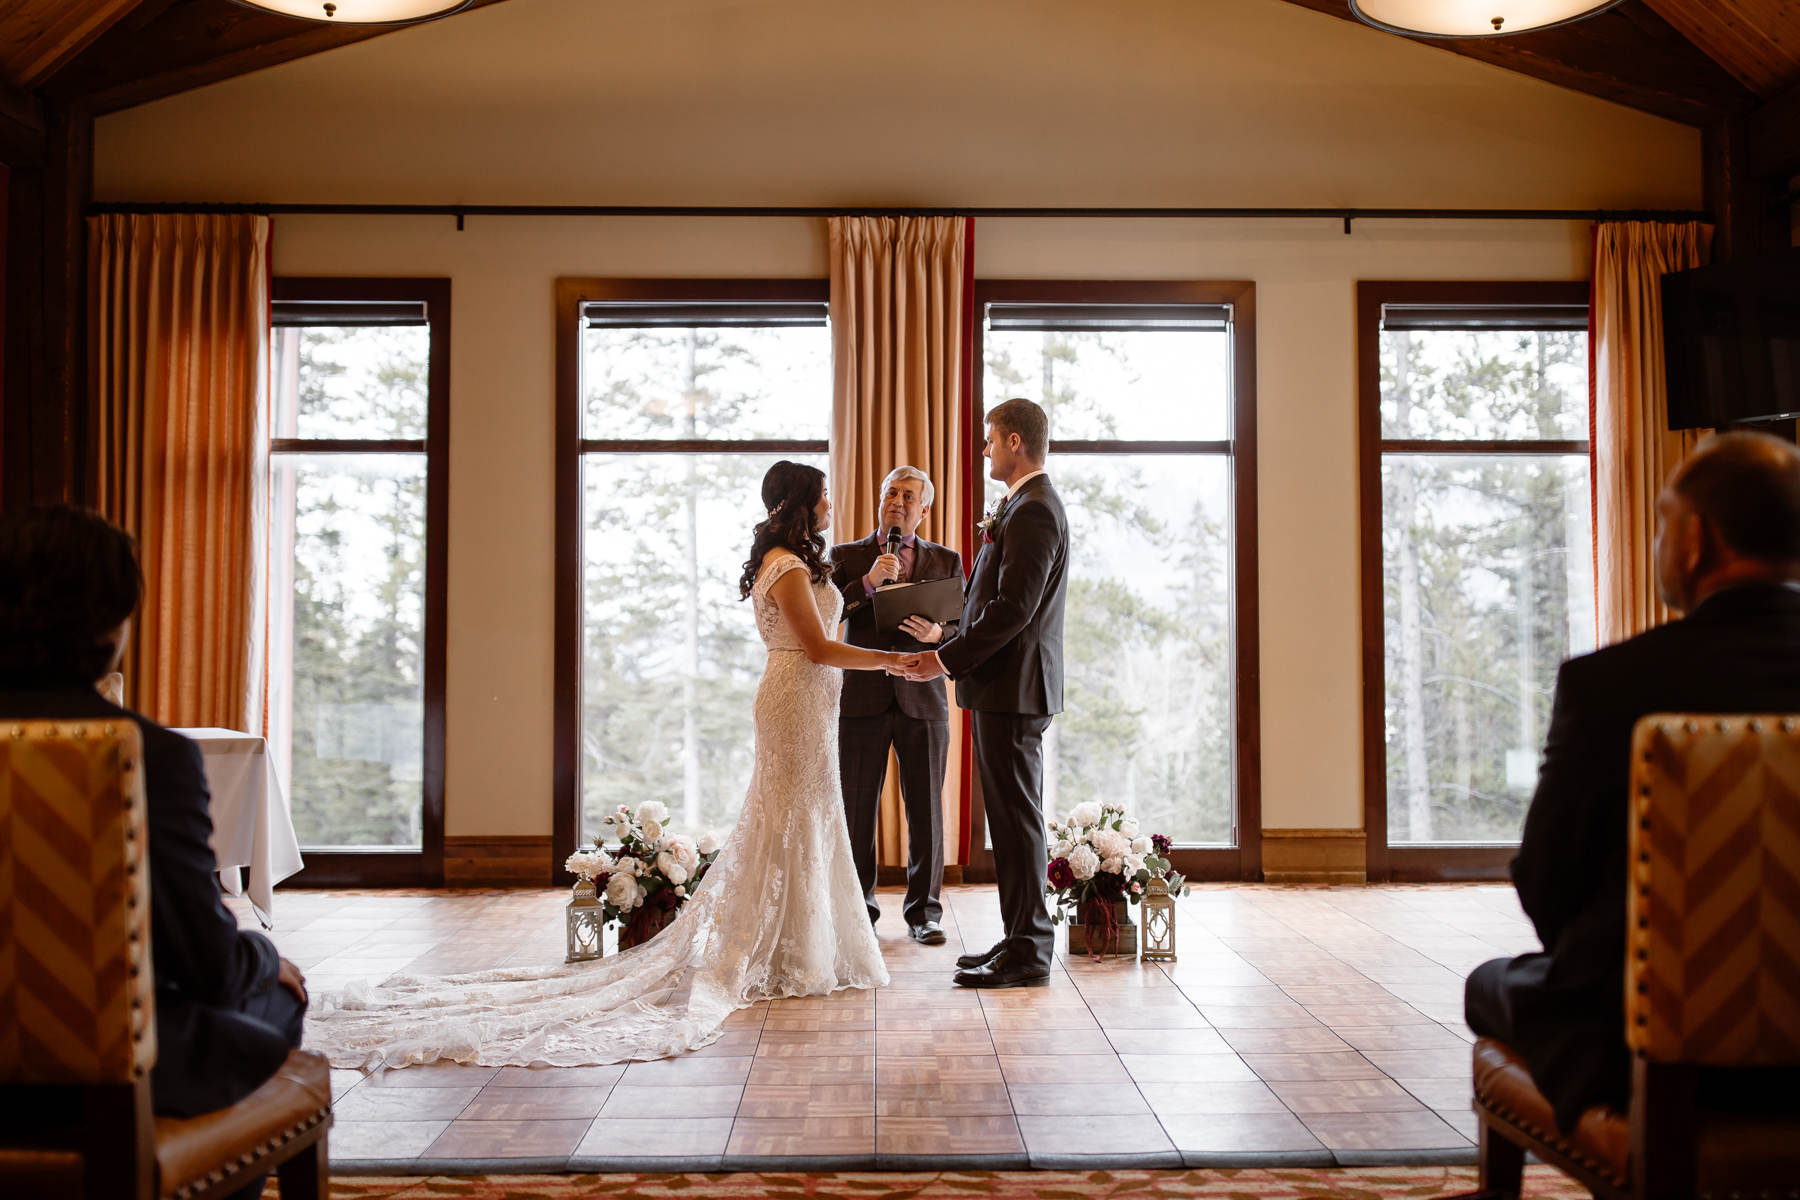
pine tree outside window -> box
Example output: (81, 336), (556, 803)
(558, 281), (832, 850)
(972, 281), (1261, 882)
(1358, 281), (1593, 881)
(266, 278), (449, 885)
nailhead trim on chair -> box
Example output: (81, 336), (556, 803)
(1473, 1090), (1629, 1191)
(165, 1108), (329, 1200)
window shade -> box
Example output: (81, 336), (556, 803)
(582, 301), (828, 329)
(272, 300), (429, 327)
(987, 303), (1231, 333)
(1381, 304), (1588, 332)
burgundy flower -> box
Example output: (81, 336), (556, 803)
(1047, 857), (1076, 891)
(1151, 833), (1173, 856)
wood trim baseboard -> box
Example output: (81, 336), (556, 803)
(1261, 827), (1367, 884)
(444, 835), (554, 887)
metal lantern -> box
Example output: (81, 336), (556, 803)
(1141, 876), (1176, 962)
(566, 878), (604, 962)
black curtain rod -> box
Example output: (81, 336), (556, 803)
(83, 201), (1706, 233)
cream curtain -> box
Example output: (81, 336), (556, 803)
(91, 213), (271, 729)
(829, 215), (972, 867)
(1591, 220), (1711, 646)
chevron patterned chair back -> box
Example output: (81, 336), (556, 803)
(0, 720), (331, 1200)
(0, 720), (157, 1088)
(1471, 713), (1800, 1200)
(1627, 715), (1800, 1068)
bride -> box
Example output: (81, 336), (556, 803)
(307, 461), (908, 1069)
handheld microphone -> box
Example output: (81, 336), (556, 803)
(885, 526), (902, 557)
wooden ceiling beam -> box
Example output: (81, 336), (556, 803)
(1275, 0), (1755, 126)
(1749, 81), (1800, 185)
(43, 0), (512, 115)
(1, 0), (151, 91)
(0, 72), (46, 164)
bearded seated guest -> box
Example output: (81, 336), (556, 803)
(1464, 431), (1800, 1134)
(0, 506), (309, 1200)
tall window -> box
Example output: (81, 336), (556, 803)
(974, 281), (1259, 879)
(554, 280), (831, 856)
(267, 279), (448, 885)
(1358, 282), (1592, 879)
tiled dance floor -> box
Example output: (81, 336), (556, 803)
(240, 883), (1536, 1172)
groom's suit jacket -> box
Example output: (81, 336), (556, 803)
(831, 531), (965, 721)
(937, 474), (1069, 715)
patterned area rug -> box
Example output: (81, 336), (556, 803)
(311, 1166), (1584, 1198)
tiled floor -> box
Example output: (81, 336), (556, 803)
(238, 882), (1536, 1171)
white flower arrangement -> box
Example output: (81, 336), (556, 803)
(1044, 800), (1187, 928)
(567, 804), (723, 938)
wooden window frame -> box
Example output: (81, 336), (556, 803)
(272, 277), (451, 888)
(1357, 280), (1591, 882)
(552, 277), (831, 870)
(964, 279), (1262, 883)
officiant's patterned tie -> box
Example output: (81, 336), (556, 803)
(896, 543), (915, 583)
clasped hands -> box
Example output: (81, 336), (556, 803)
(887, 649), (946, 682)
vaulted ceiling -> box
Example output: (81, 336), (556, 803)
(0, 0), (1795, 185)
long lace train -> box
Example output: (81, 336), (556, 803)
(304, 551), (887, 1069)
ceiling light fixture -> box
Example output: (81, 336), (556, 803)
(231, 0), (473, 24)
(1348, 0), (1623, 38)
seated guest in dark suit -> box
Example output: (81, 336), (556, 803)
(1466, 431), (1800, 1132)
(0, 505), (308, 1139)
(830, 466), (966, 943)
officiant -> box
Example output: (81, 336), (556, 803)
(831, 466), (965, 944)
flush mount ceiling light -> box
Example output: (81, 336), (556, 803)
(1349, 0), (1623, 37)
(231, 0), (473, 23)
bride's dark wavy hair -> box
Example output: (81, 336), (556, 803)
(739, 460), (829, 598)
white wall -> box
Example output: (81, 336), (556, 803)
(93, 0), (1699, 838)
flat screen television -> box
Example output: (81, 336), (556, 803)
(1661, 245), (1800, 431)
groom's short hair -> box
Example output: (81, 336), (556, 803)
(880, 466), (934, 508)
(988, 397), (1049, 461)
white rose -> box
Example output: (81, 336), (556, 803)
(1121, 818), (1140, 838)
(1131, 836), (1151, 855)
(639, 818), (664, 842)
(1069, 802), (1103, 828)
(696, 831), (720, 856)
(1124, 853), (1146, 876)
(666, 834), (700, 870)
(605, 872), (637, 908)
(1091, 829), (1131, 861)
(1101, 800), (1125, 815)
(637, 800), (671, 827)
(675, 885), (687, 897)
(1068, 844), (1100, 881)
(1050, 840), (1073, 860)
(1100, 856), (1123, 875)
(612, 855), (640, 877)
(657, 851), (689, 886)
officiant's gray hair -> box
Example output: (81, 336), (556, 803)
(880, 465), (934, 508)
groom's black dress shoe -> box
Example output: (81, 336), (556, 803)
(955, 942), (1005, 969)
(953, 952), (1050, 989)
(908, 921), (947, 945)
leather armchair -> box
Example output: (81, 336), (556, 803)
(0, 720), (332, 1200)
(1470, 714), (1800, 1200)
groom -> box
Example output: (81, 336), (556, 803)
(902, 397), (1068, 988)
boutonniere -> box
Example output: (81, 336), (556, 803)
(979, 497), (1006, 544)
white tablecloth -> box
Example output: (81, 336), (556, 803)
(172, 728), (304, 926)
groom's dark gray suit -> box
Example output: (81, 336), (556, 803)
(935, 474), (1069, 972)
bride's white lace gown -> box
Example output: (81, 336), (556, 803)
(306, 550), (888, 1070)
